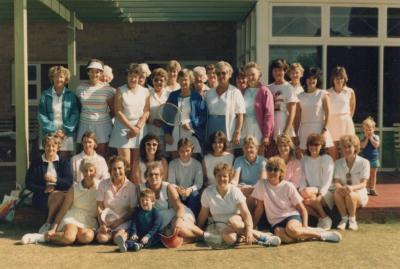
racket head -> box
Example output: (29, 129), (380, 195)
(158, 102), (181, 126)
(204, 222), (231, 249)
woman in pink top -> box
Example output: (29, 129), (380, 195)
(276, 134), (304, 188)
(252, 157), (342, 244)
(96, 156), (138, 245)
(242, 62), (274, 155)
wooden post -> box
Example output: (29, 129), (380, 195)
(14, 0), (29, 189)
(67, 12), (78, 91)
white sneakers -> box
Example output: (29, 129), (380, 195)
(317, 216), (333, 230)
(115, 235), (127, 253)
(21, 233), (45, 245)
(320, 231), (342, 243)
(348, 218), (358, 231)
(38, 223), (51, 234)
(257, 233), (281, 247)
(337, 217), (348, 230)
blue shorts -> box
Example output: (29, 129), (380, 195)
(369, 159), (380, 168)
(271, 215), (302, 233)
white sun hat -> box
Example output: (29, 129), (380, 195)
(87, 61), (104, 71)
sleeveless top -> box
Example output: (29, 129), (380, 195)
(327, 86), (353, 115)
(119, 84), (149, 120)
(298, 89), (327, 123)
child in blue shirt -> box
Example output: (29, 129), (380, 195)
(360, 117), (380, 196)
(116, 189), (162, 252)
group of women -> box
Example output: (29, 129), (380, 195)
(20, 58), (374, 249)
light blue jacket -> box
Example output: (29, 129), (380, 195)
(37, 87), (80, 137)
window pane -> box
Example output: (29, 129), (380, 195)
(79, 65), (89, 81)
(28, 84), (37, 99)
(269, 45), (322, 83)
(388, 8), (400, 37)
(383, 47), (400, 125)
(330, 7), (378, 37)
(327, 46), (378, 123)
(28, 65), (36, 81)
(272, 6), (321, 37)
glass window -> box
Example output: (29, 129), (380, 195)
(327, 46), (378, 123)
(330, 7), (378, 37)
(388, 8), (400, 37)
(79, 65), (89, 81)
(28, 65), (36, 81)
(269, 45), (322, 83)
(28, 85), (37, 99)
(272, 6), (321, 37)
(383, 47), (400, 125)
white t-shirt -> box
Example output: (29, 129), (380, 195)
(252, 180), (303, 226)
(268, 82), (298, 138)
(201, 184), (246, 223)
(203, 153), (234, 186)
(334, 155), (370, 186)
(168, 158), (203, 192)
(299, 154), (334, 196)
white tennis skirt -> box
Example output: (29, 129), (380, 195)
(76, 120), (113, 144)
(328, 114), (355, 142)
(109, 118), (146, 149)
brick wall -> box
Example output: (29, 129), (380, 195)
(0, 21), (236, 116)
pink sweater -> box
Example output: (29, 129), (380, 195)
(251, 84), (275, 138)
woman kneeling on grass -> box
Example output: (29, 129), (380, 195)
(197, 163), (281, 247)
(22, 159), (99, 245)
(252, 157), (342, 244)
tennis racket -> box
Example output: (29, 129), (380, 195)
(158, 102), (181, 127)
(204, 222), (232, 249)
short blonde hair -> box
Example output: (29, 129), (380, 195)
(242, 135), (259, 147)
(42, 133), (61, 149)
(289, 62), (304, 74)
(138, 63), (151, 78)
(362, 116), (376, 129)
(340, 134), (361, 154)
(79, 158), (97, 173)
(166, 60), (181, 72)
(193, 66), (207, 82)
(103, 65), (114, 82)
(144, 161), (164, 178)
(152, 68), (168, 80)
(266, 157), (286, 182)
(48, 66), (70, 85)
(213, 162), (233, 178)
(178, 68), (194, 83)
(244, 61), (262, 76)
(276, 134), (297, 160)
(215, 61), (233, 76)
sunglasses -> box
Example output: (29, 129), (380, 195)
(346, 172), (352, 185)
(266, 166), (280, 173)
(145, 142), (158, 147)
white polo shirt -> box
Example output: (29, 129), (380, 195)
(201, 184), (246, 223)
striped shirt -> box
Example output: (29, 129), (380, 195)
(76, 82), (115, 124)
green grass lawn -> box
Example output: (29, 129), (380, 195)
(1, 221), (400, 269)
